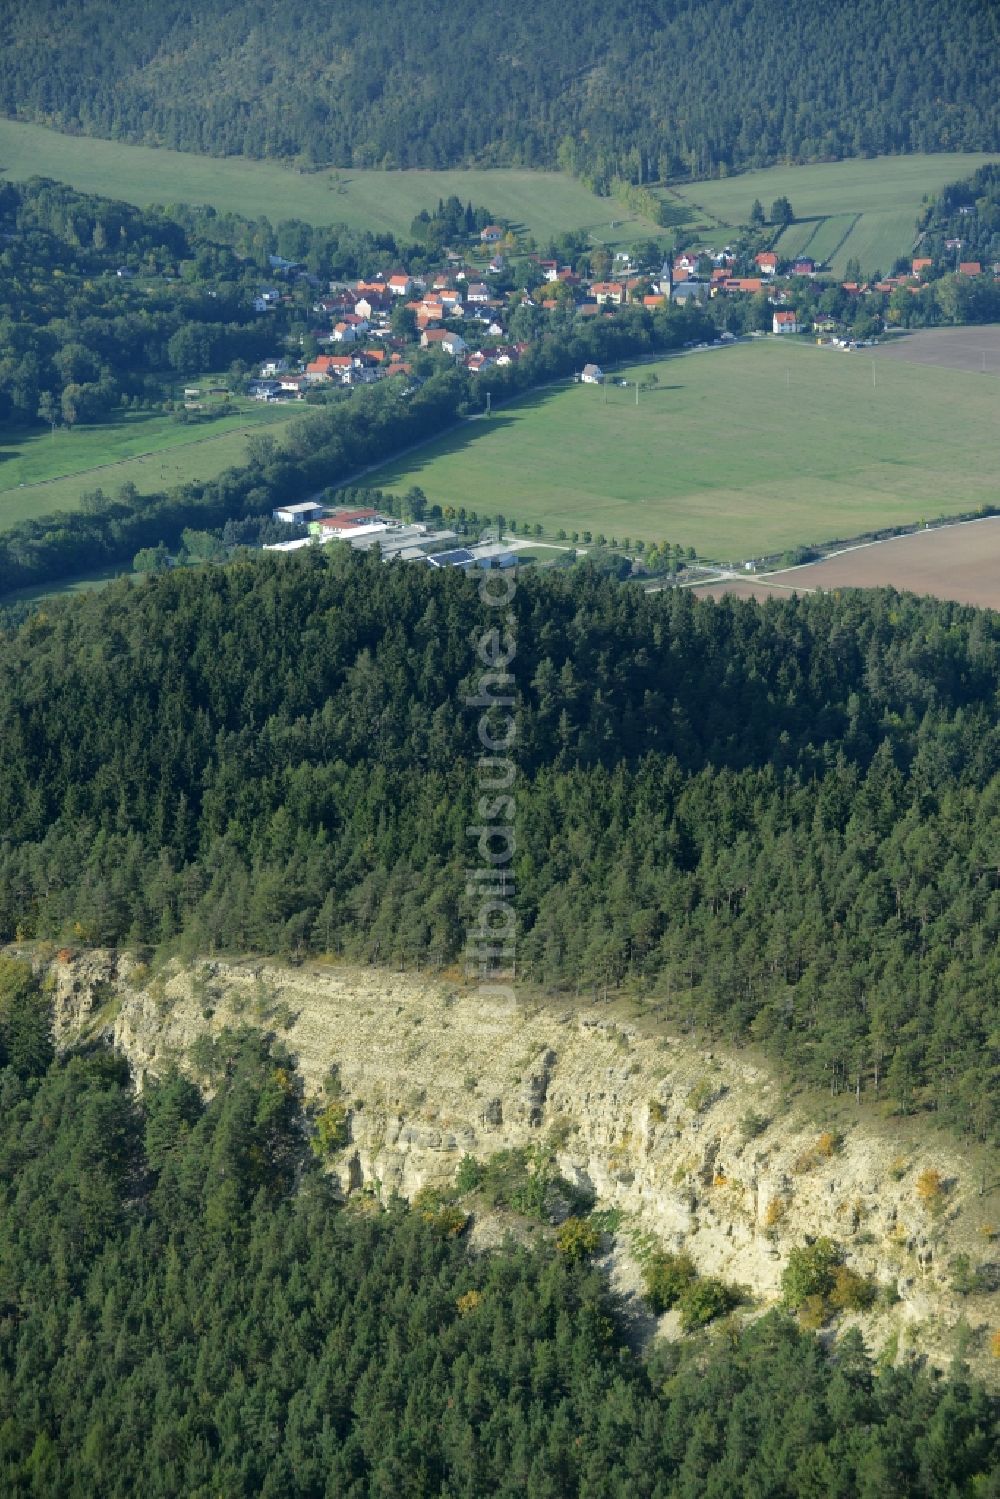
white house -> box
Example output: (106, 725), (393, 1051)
(581, 363), (604, 384)
(773, 311), (800, 334)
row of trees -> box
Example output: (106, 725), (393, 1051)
(1, 975), (997, 1495)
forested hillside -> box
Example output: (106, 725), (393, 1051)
(1, 555), (998, 1140)
(0, 0), (998, 185)
(1, 965), (997, 1496)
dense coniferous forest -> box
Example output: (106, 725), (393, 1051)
(1, 0), (998, 184)
(1, 965), (997, 1496)
(0, 555), (998, 1139)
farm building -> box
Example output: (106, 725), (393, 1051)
(469, 543), (517, 570)
(425, 548), (476, 569)
(273, 501), (326, 525)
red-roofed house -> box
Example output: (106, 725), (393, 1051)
(591, 282), (624, 305)
(772, 310), (800, 334)
(959, 261), (982, 277)
(480, 225), (504, 243)
(755, 252), (778, 275)
(911, 257), (933, 276)
(305, 355), (355, 382)
(388, 273), (412, 296)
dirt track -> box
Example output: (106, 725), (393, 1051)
(693, 516), (1000, 611)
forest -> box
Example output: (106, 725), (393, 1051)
(0, 0), (998, 186)
(1, 961), (998, 1496)
(0, 556), (998, 1143)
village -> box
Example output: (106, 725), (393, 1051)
(242, 211), (1000, 406)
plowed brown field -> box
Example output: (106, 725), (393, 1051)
(693, 516), (1000, 611)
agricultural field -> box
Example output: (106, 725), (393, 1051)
(0, 402), (300, 531)
(661, 153), (1000, 276)
(693, 516), (1000, 612)
(0, 118), (663, 249)
(363, 340), (1000, 559)
(871, 324), (1000, 376)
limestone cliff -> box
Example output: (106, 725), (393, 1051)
(40, 946), (1000, 1374)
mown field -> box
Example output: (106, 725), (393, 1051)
(363, 340), (1000, 558)
(0, 402), (300, 530)
(663, 153), (1000, 275)
(0, 118), (664, 249)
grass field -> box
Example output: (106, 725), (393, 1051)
(663, 154), (1000, 275)
(362, 340), (1000, 559)
(0, 403), (300, 530)
(0, 118), (664, 250)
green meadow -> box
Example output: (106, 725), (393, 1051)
(0, 403), (300, 530)
(0, 118), (664, 249)
(363, 340), (1000, 559)
(664, 153), (1000, 275)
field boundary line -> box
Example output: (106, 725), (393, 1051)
(756, 512), (1000, 580)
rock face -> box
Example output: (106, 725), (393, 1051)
(38, 948), (999, 1370)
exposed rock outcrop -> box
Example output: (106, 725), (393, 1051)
(34, 947), (1000, 1374)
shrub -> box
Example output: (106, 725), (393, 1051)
(455, 1154), (484, 1193)
(781, 1238), (841, 1309)
(764, 1198), (787, 1231)
(949, 1254), (995, 1296)
(648, 1098), (667, 1124)
(991, 1330), (1000, 1360)
(430, 1205), (469, 1238)
(642, 1250), (697, 1313)
(686, 1077), (718, 1113)
(456, 1289), (482, 1316)
(312, 1100), (349, 1156)
(829, 1265), (877, 1312)
(556, 1217), (601, 1263)
(678, 1276), (739, 1331)
(739, 1110), (769, 1142)
(799, 1294), (828, 1330)
(413, 1185), (468, 1238)
(916, 1168), (945, 1211)
(816, 1131), (841, 1158)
